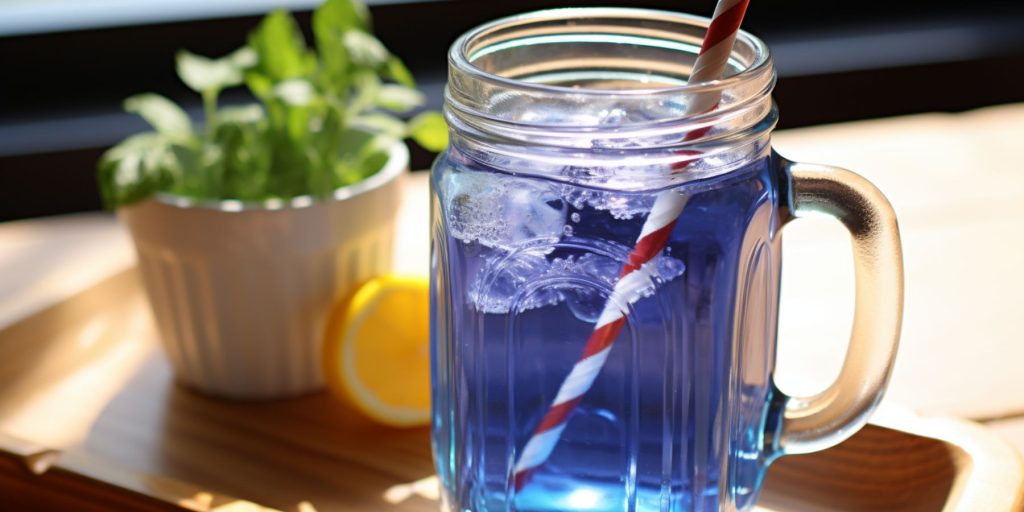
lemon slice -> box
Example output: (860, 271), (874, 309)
(323, 276), (430, 427)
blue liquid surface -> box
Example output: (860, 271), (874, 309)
(431, 148), (783, 511)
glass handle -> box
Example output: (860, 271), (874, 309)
(770, 158), (905, 455)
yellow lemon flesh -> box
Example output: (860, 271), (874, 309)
(323, 276), (430, 427)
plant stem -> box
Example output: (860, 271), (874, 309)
(202, 88), (219, 140)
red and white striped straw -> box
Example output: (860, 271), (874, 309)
(512, 0), (752, 491)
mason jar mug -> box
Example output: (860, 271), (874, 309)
(430, 8), (903, 512)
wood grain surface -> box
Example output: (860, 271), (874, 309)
(0, 244), (1020, 511)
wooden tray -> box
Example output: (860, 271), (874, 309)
(0, 269), (1021, 511)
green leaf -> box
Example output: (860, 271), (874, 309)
(273, 79), (317, 107)
(343, 30), (389, 68)
(123, 93), (193, 136)
(167, 142), (199, 186)
(350, 146), (389, 184)
(229, 47), (258, 69)
(176, 50), (245, 94)
(384, 56), (415, 87)
(285, 105), (312, 141)
(408, 111), (448, 152)
(218, 104), (265, 125)
(375, 84), (424, 112)
(346, 71), (381, 116)
(350, 113), (407, 139)
(314, 0), (370, 41)
(245, 71), (274, 99)
(313, 7), (351, 97)
(334, 128), (390, 185)
(100, 132), (166, 165)
(248, 10), (312, 81)
(337, 128), (375, 158)
(97, 133), (183, 208)
(312, 1), (376, 98)
(212, 114), (270, 200)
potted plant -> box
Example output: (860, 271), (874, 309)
(98, 0), (446, 400)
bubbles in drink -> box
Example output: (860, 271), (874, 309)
(561, 183), (656, 220)
(468, 250), (562, 314)
(468, 250), (686, 316)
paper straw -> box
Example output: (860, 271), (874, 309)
(512, 0), (753, 491)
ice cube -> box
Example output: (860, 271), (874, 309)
(444, 171), (568, 251)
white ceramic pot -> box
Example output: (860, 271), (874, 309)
(119, 142), (408, 400)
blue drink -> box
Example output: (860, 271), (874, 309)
(432, 8), (903, 512)
(432, 148), (780, 511)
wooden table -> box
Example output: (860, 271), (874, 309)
(2, 103), (1023, 508)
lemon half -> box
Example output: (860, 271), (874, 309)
(323, 276), (430, 427)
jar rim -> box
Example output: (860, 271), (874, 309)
(449, 7), (773, 99)
(443, 7), (778, 188)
